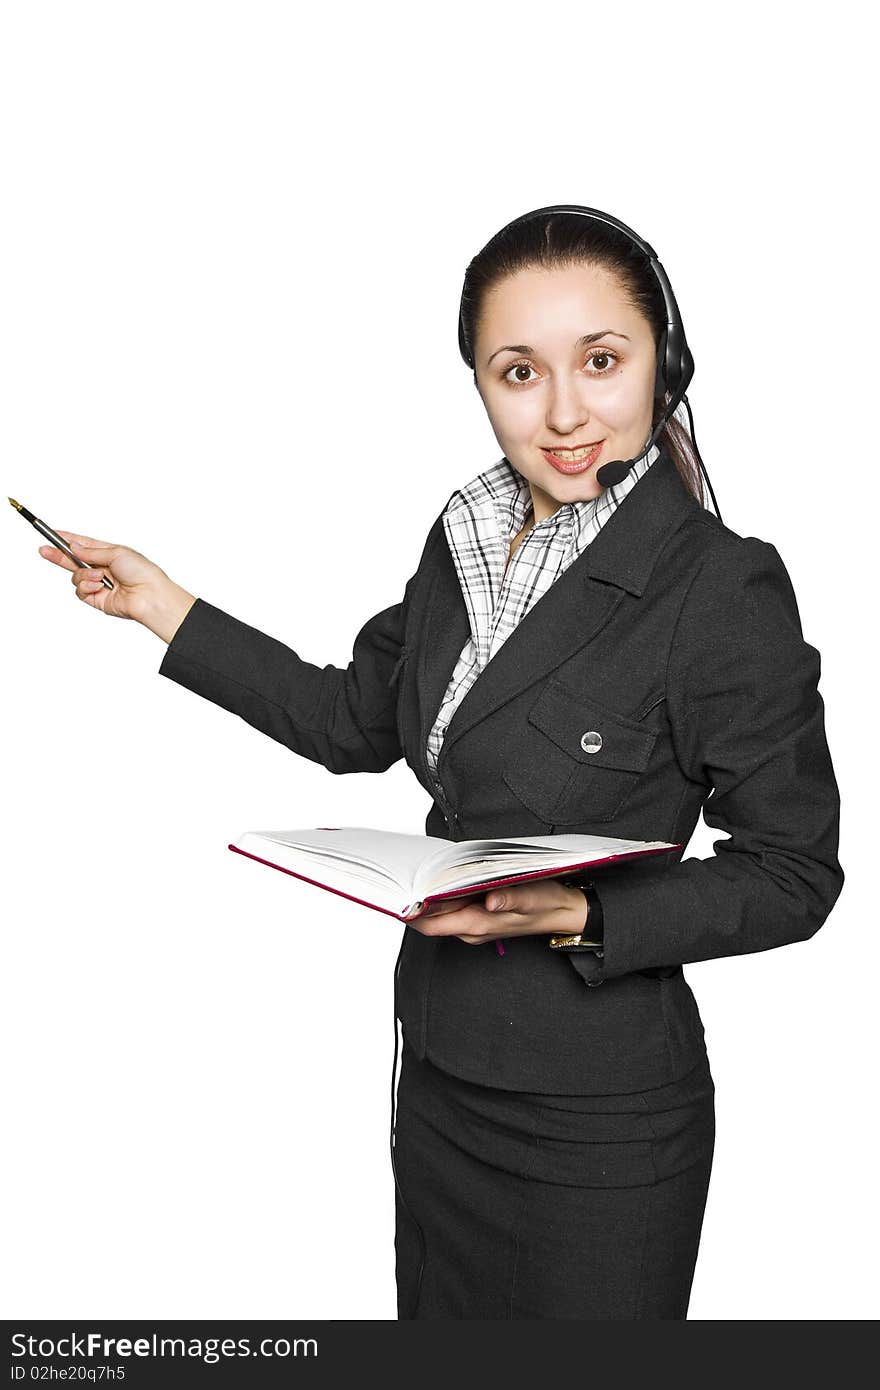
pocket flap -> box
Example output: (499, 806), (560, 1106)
(527, 680), (657, 772)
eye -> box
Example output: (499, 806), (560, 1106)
(585, 349), (619, 376)
(501, 349), (621, 388)
(503, 361), (540, 386)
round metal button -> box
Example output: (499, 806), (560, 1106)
(580, 730), (603, 754)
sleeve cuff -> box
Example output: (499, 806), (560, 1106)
(561, 884), (606, 987)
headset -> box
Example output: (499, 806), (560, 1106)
(391, 205), (721, 1319)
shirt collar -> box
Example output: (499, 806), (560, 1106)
(442, 438), (663, 563)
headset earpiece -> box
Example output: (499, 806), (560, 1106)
(654, 325), (669, 400)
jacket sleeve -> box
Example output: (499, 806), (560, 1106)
(157, 584), (413, 775)
(577, 535), (844, 983)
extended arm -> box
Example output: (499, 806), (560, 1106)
(156, 587), (412, 775)
(35, 525), (415, 777)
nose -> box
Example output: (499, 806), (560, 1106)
(544, 376), (592, 437)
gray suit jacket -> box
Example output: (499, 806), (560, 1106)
(158, 446), (844, 1094)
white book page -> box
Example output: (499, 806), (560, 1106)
(413, 832), (677, 900)
(231, 827), (450, 912)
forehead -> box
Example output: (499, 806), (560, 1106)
(479, 262), (640, 340)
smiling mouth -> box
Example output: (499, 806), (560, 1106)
(542, 442), (604, 458)
(540, 441), (605, 472)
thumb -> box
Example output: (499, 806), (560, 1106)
(53, 530), (115, 547)
(59, 535), (121, 565)
(485, 888), (514, 911)
(49, 525), (120, 564)
(485, 885), (535, 912)
(71, 542), (120, 566)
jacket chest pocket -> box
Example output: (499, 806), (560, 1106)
(501, 679), (659, 825)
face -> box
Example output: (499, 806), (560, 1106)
(473, 262), (658, 523)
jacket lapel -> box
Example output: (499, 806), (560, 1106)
(416, 445), (702, 770)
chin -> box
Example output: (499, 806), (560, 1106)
(545, 468), (605, 493)
(559, 480), (604, 501)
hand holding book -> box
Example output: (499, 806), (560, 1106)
(411, 876), (594, 948)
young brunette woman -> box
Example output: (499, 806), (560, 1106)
(37, 208), (843, 1320)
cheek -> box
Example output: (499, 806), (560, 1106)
(593, 376), (653, 428)
(490, 391), (544, 436)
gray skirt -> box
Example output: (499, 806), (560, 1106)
(393, 1039), (715, 1320)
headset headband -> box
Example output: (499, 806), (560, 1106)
(457, 203), (694, 417)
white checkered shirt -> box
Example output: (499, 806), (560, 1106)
(425, 440), (662, 784)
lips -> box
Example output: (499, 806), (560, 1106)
(541, 441), (604, 474)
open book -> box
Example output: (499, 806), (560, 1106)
(228, 825), (682, 922)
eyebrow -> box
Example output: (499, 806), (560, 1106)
(486, 330), (630, 367)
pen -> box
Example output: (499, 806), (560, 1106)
(8, 497), (114, 589)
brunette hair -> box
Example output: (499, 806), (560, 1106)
(459, 210), (708, 506)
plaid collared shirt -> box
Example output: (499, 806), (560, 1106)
(425, 440), (662, 785)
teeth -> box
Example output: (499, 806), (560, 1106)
(546, 445), (598, 461)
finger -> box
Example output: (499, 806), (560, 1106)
(76, 575), (107, 599)
(71, 564), (108, 586)
(73, 568), (108, 606)
(420, 895), (472, 917)
(38, 544), (78, 572)
(420, 906), (486, 936)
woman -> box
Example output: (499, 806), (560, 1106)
(37, 207), (844, 1320)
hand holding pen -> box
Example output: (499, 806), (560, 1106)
(9, 497), (198, 643)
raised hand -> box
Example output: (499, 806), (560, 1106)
(38, 530), (197, 641)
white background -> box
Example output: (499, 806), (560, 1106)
(2, 0), (875, 1321)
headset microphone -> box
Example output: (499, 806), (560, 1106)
(594, 418), (665, 489)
